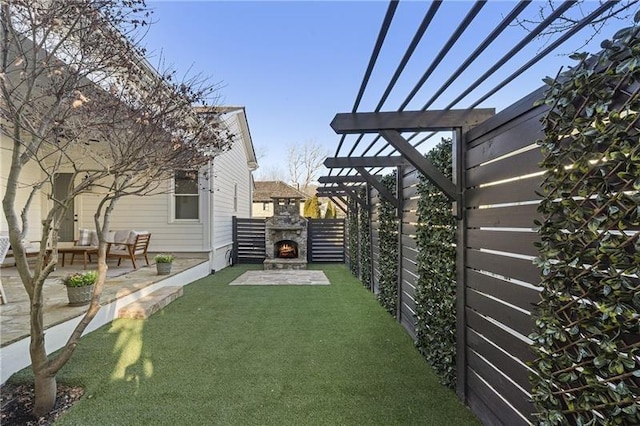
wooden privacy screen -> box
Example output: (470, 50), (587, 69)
(354, 90), (548, 425)
(461, 91), (547, 425)
(307, 219), (345, 263)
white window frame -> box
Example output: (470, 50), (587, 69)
(172, 170), (200, 222)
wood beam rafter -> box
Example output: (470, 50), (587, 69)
(336, 182), (367, 210)
(330, 109), (494, 134)
(380, 130), (457, 201)
(327, 196), (347, 214)
(324, 156), (409, 169)
(318, 175), (371, 184)
(355, 167), (397, 207)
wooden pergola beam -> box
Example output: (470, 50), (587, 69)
(380, 130), (456, 201)
(355, 167), (397, 207)
(327, 196), (347, 214)
(330, 109), (494, 133)
(324, 156), (409, 169)
(318, 175), (371, 184)
(337, 183), (367, 210)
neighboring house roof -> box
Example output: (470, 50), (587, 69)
(253, 181), (308, 202)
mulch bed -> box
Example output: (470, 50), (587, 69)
(0, 384), (84, 425)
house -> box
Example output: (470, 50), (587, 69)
(64, 107), (257, 272)
(0, 10), (258, 274)
(252, 181), (308, 218)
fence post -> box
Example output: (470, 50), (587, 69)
(232, 215), (238, 265)
(307, 219), (313, 263)
(454, 128), (467, 402)
(396, 166), (404, 322)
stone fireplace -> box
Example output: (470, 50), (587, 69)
(264, 197), (307, 270)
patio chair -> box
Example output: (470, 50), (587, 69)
(0, 235), (9, 304)
(106, 231), (151, 269)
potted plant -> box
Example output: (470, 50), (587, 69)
(62, 271), (97, 306)
(154, 254), (174, 275)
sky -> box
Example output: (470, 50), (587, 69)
(141, 1), (636, 180)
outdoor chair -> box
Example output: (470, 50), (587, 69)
(106, 231), (151, 269)
(0, 235), (9, 304)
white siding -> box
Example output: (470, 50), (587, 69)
(210, 111), (254, 271)
(1, 134), (44, 242)
(77, 179), (207, 253)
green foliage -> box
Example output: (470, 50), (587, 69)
(414, 138), (457, 389)
(347, 196), (359, 277)
(324, 200), (337, 219)
(358, 186), (371, 289)
(62, 271), (97, 288)
(304, 195), (321, 218)
(531, 21), (640, 426)
(377, 172), (398, 316)
(154, 254), (175, 263)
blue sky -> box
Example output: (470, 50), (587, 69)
(142, 1), (635, 178)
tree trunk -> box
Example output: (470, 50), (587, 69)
(33, 372), (56, 416)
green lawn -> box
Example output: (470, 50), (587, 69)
(13, 264), (480, 425)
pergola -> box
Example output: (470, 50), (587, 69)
(319, 0), (624, 209)
(319, 0), (634, 420)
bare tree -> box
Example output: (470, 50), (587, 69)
(256, 164), (286, 182)
(286, 140), (328, 193)
(1, 0), (231, 415)
(515, 0), (640, 51)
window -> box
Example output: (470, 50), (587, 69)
(174, 170), (199, 220)
(233, 182), (238, 212)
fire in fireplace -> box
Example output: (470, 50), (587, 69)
(275, 240), (299, 259)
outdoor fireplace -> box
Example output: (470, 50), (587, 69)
(264, 197), (307, 270)
(275, 240), (299, 259)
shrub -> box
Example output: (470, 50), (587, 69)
(154, 254), (175, 263)
(62, 271), (97, 288)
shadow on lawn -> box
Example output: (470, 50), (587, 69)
(108, 318), (153, 391)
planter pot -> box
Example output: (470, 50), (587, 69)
(66, 284), (94, 306)
(157, 262), (172, 275)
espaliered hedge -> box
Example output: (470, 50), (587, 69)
(531, 20), (640, 426)
(358, 186), (371, 289)
(377, 172), (398, 316)
(347, 196), (359, 277)
(414, 138), (457, 389)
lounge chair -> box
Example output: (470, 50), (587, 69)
(106, 231), (151, 269)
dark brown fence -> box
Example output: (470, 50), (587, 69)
(232, 217), (266, 264)
(307, 219), (345, 263)
(232, 217), (345, 264)
(461, 89), (546, 425)
(343, 88), (548, 425)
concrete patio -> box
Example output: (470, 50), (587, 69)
(0, 256), (210, 383)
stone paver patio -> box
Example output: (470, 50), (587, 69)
(229, 270), (330, 285)
(0, 257), (207, 347)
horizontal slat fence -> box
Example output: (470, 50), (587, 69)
(233, 217), (345, 265)
(232, 217), (266, 264)
(462, 92), (546, 425)
(399, 168), (420, 338)
(307, 219), (345, 263)
(369, 188), (381, 294)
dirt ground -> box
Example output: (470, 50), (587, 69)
(0, 384), (83, 425)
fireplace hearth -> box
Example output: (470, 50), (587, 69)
(264, 197), (307, 270)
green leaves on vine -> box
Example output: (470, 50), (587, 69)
(414, 138), (457, 388)
(531, 21), (640, 426)
(359, 186), (372, 289)
(377, 172), (399, 316)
